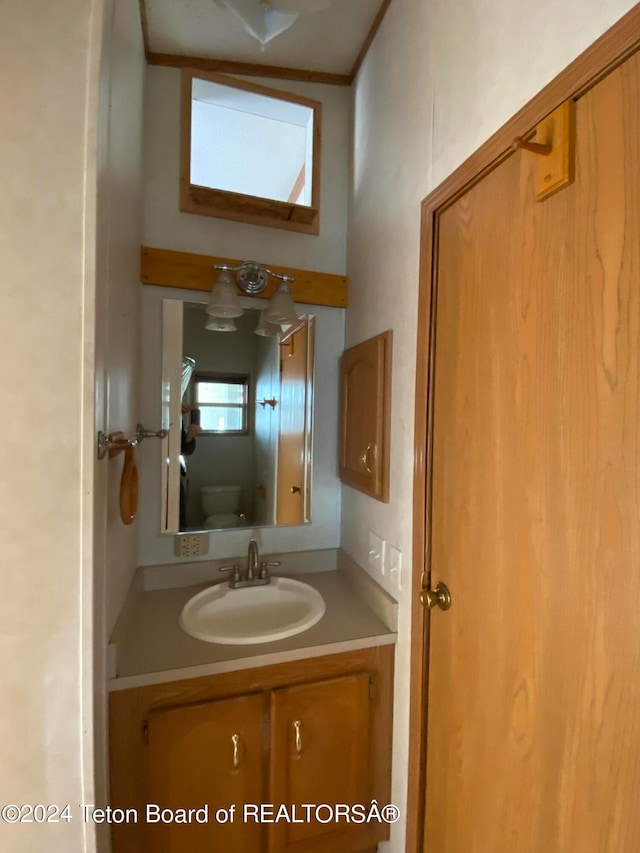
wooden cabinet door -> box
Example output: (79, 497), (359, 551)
(269, 673), (374, 853)
(147, 693), (267, 853)
(339, 331), (391, 501)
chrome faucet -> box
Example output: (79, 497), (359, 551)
(247, 538), (260, 580)
(218, 539), (281, 589)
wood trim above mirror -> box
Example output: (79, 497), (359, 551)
(141, 246), (348, 309)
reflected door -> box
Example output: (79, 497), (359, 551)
(276, 319), (313, 525)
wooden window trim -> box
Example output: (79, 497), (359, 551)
(180, 69), (322, 235)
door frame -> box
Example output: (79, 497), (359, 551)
(406, 6), (640, 852)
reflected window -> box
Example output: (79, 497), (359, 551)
(194, 373), (249, 434)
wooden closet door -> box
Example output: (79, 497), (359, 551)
(424, 51), (640, 851)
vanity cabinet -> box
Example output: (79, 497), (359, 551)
(110, 645), (394, 853)
(339, 331), (392, 502)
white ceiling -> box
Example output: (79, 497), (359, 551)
(144, 0), (384, 76)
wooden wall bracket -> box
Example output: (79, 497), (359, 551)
(513, 100), (576, 201)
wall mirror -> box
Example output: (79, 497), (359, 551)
(161, 299), (315, 534)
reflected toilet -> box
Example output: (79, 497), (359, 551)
(201, 485), (242, 529)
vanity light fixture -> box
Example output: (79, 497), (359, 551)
(205, 316), (238, 332)
(254, 310), (281, 337)
(264, 281), (299, 326)
(206, 261), (299, 335)
(206, 271), (243, 318)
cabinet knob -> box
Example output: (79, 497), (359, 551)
(232, 733), (241, 768)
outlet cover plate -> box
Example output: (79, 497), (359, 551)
(174, 533), (210, 558)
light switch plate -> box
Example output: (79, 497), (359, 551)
(368, 531), (386, 576)
(388, 545), (402, 589)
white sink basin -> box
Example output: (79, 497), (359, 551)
(179, 577), (326, 645)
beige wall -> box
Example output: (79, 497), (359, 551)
(93, 1), (145, 844)
(98, 0), (146, 640)
(0, 0), (143, 849)
(139, 65), (351, 566)
(143, 67), (351, 275)
(345, 0), (637, 850)
(0, 1), (102, 850)
(1, 1), (634, 850)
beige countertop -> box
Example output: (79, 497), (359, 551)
(110, 563), (397, 691)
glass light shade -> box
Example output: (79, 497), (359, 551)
(254, 310), (281, 338)
(264, 282), (298, 326)
(205, 316), (237, 332)
(206, 272), (244, 318)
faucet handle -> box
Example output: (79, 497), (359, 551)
(219, 564), (241, 583)
(258, 560), (281, 580)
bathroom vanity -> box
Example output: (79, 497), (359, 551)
(109, 554), (397, 853)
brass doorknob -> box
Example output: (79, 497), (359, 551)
(290, 486), (302, 494)
(420, 581), (452, 611)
